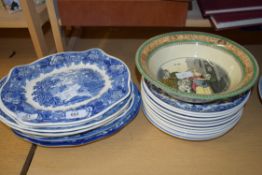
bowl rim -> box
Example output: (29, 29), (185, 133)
(135, 31), (259, 102)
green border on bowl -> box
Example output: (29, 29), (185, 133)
(135, 31), (259, 102)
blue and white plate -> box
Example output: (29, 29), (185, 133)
(142, 78), (250, 117)
(142, 84), (246, 121)
(0, 49), (131, 127)
(0, 76), (135, 136)
(12, 84), (141, 147)
(141, 88), (242, 127)
(0, 91), (133, 137)
(0, 80), (133, 136)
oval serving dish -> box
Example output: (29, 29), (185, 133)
(0, 48), (131, 127)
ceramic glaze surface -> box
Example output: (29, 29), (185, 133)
(0, 49), (131, 125)
(140, 76), (247, 141)
(29, 66), (109, 110)
(13, 84), (141, 147)
(149, 43), (242, 95)
(141, 86), (243, 127)
(0, 90), (133, 136)
(136, 31), (259, 102)
(143, 79), (249, 113)
(143, 106), (242, 141)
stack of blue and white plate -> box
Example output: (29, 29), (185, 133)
(0, 48), (141, 147)
(141, 79), (250, 141)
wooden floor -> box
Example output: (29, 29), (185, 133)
(0, 26), (262, 175)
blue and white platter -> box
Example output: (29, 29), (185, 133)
(0, 48), (131, 127)
(0, 86), (134, 137)
(12, 84), (141, 147)
(0, 77), (135, 136)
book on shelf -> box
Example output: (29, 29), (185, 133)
(197, 0), (262, 16)
(2, 0), (21, 13)
(210, 10), (262, 30)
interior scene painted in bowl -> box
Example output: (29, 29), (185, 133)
(158, 57), (230, 95)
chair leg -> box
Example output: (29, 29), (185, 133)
(20, 0), (48, 58)
(46, 0), (65, 52)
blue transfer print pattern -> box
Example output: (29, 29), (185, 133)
(144, 79), (249, 113)
(13, 84), (141, 147)
(0, 49), (130, 124)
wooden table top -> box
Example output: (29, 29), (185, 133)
(0, 39), (37, 175)
(0, 33), (261, 175)
(27, 39), (262, 175)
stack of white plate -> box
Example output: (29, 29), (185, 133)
(0, 48), (141, 147)
(141, 78), (250, 141)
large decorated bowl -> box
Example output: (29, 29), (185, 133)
(136, 31), (259, 103)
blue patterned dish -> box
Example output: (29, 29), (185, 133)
(0, 48), (131, 127)
(0, 77), (134, 136)
(0, 91), (133, 137)
(12, 84), (141, 147)
(143, 79), (249, 113)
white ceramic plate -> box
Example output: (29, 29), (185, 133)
(141, 84), (243, 122)
(142, 78), (250, 118)
(141, 88), (242, 128)
(142, 95), (242, 134)
(143, 105), (242, 141)
(143, 102), (242, 134)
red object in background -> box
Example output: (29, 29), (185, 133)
(197, 0), (262, 16)
(210, 10), (262, 30)
(57, 0), (188, 27)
